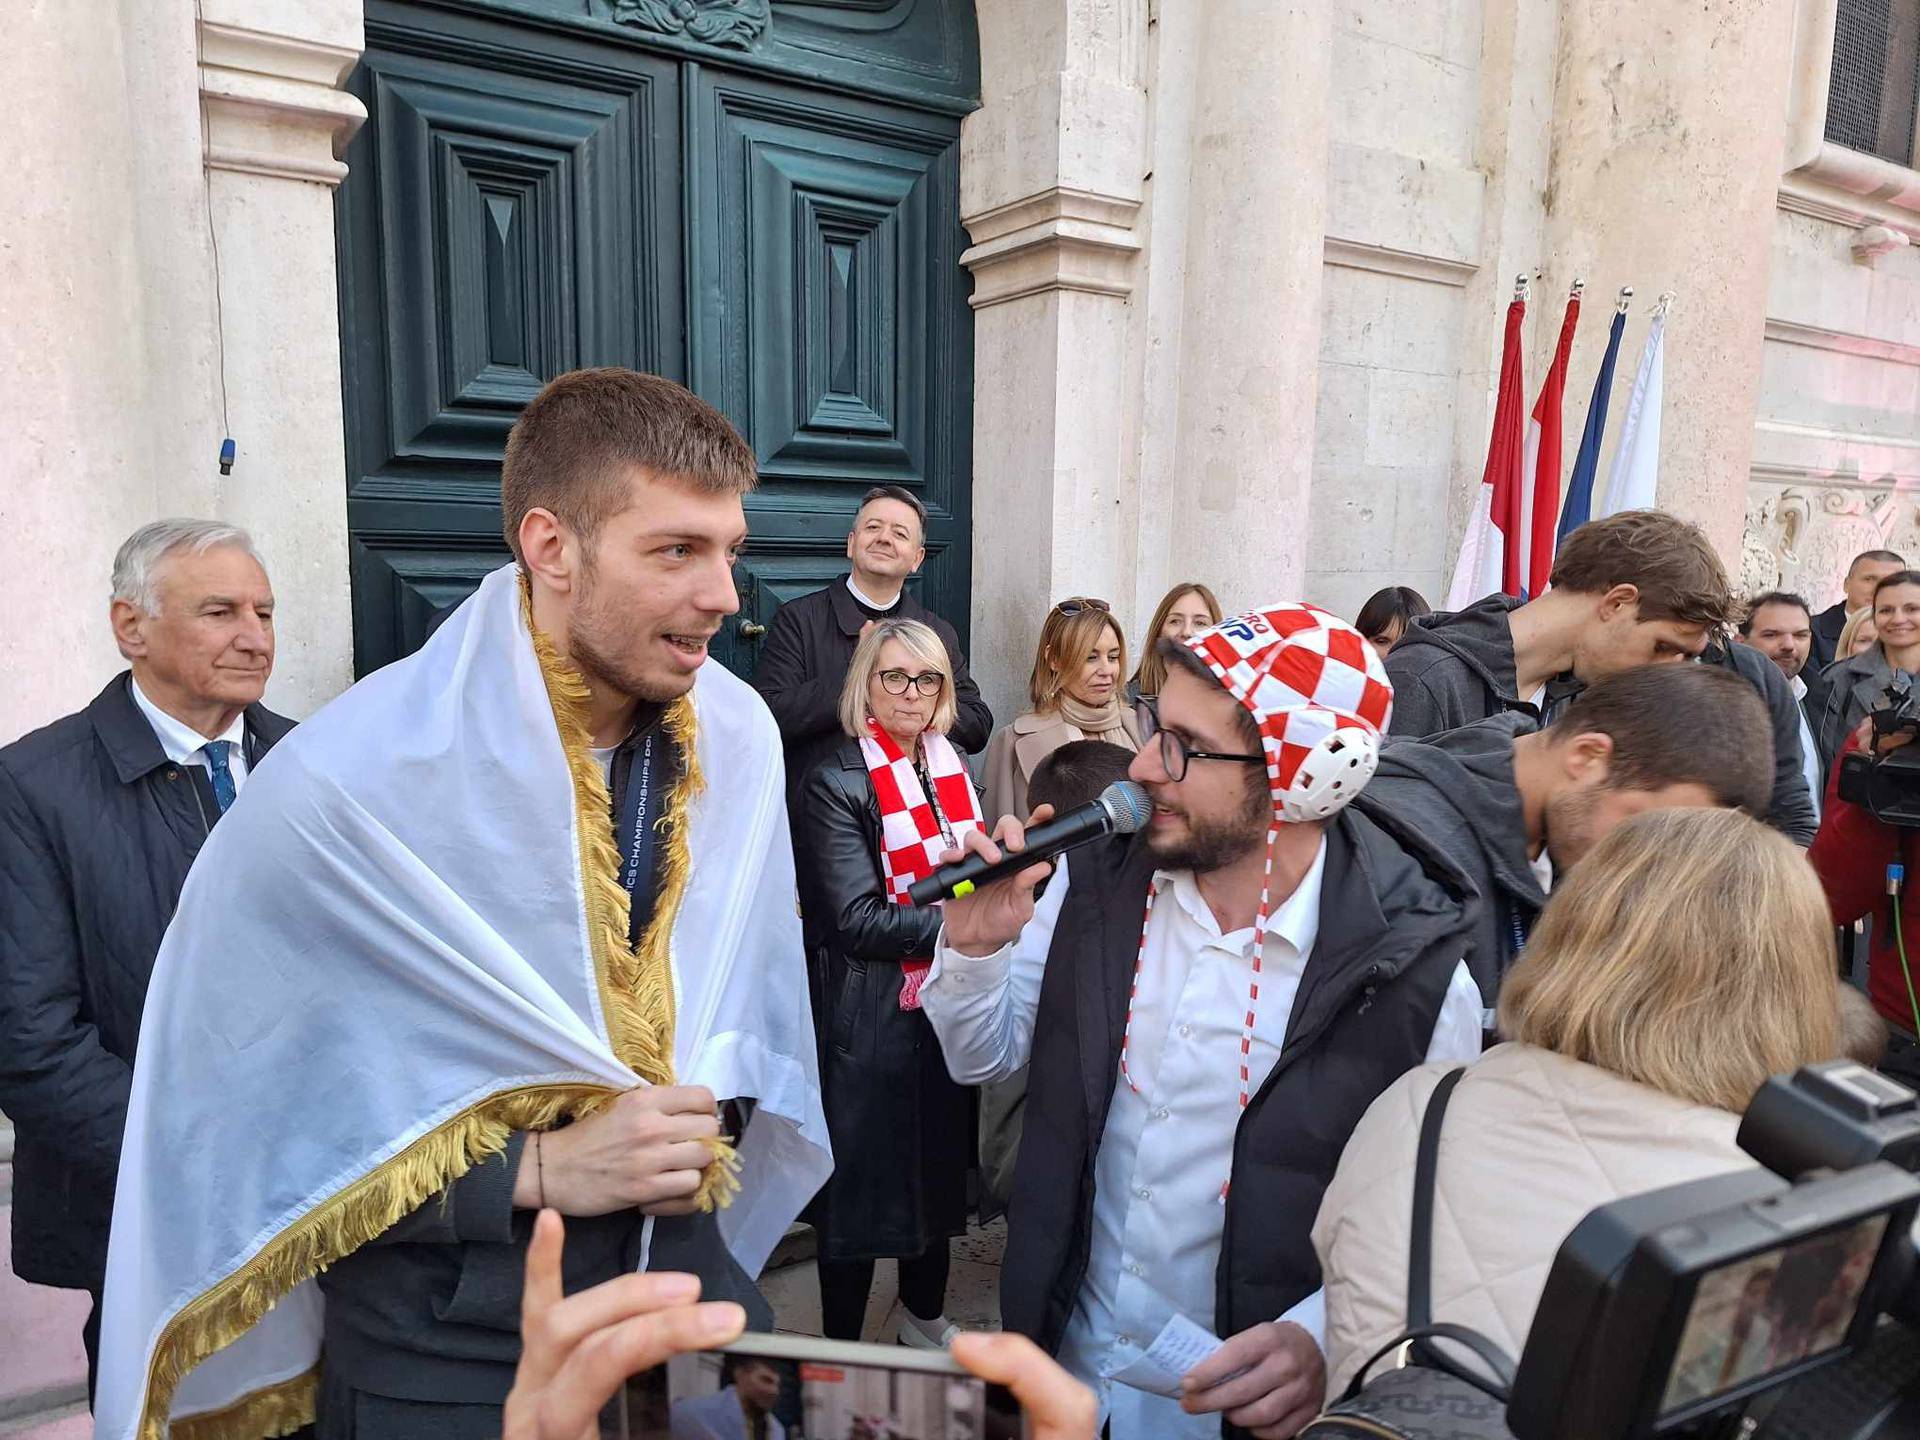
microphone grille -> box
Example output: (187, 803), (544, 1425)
(1099, 780), (1152, 835)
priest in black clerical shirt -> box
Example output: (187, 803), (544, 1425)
(752, 484), (993, 823)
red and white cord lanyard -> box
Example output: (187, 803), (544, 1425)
(1116, 827), (1278, 1201)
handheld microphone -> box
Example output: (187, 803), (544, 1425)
(906, 780), (1151, 906)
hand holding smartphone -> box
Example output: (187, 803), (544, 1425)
(504, 1211), (1094, 1440)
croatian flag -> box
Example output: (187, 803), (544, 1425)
(1447, 294), (1528, 609)
(1598, 302), (1667, 516)
(1517, 291), (1580, 597)
(1557, 306), (1627, 547)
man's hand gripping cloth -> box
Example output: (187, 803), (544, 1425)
(93, 564), (832, 1440)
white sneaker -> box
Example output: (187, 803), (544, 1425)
(897, 1313), (961, 1349)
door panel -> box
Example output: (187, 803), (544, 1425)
(690, 68), (971, 672)
(338, 3), (975, 681)
(339, 10), (682, 671)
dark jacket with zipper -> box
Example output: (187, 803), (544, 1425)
(1382, 595), (1549, 738)
(1353, 713), (1544, 1007)
(998, 808), (1478, 1409)
(796, 737), (973, 1262)
(0, 673), (295, 1289)
(1385, 599), (1815, 843)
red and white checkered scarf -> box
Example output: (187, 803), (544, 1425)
(860, 718), (984, 1010)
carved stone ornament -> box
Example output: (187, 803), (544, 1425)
(609, 0), (771, 48)
(1740, 482), (1917, 608)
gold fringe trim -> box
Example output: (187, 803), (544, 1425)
(519, 578), (735, 1208)
(133, 584), (737, 1440)
(172, 1367), (318, 1440)
(138, 1082), (618, 1440)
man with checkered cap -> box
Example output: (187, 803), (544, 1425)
(920, 604), (1484, 1440)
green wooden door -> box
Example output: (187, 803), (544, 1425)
(336, 0), (979, 679)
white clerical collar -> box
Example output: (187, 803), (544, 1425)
(1153, 832), (1328, 955)
(130, 676), (245, 765)
(846, 575), (901, 612)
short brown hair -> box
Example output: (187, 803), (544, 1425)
(1028, 601), (1127, 712)
(1498, 808), (1839, 1112)
(499, 368), (757, 564)
(1547, 510), (1735, 628)
(1545, 664), (1773, 816)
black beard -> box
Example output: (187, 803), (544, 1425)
(1144, 776), (1270, 873)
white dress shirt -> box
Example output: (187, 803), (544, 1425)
(130, 677), (251, 790)
(920, 840), (1484, 1439)
(1790, 673), (1823, 824)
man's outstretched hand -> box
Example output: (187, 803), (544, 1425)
(503, 1209), (746, 1440)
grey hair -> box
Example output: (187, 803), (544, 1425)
(111, 519), (260, 614)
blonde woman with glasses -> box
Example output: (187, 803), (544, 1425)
(1312, 807), (1842, 1398)
(795, 618), (983, 1348)
(983, 598), (1140, 823)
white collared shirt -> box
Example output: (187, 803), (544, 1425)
(129, 677), (251, 791)
(845, 575), (901, 612)
(1790, 673), (1823, 824)
(920, 842), (1484, 1439)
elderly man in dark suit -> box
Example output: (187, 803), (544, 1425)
(0, 519), (293, 1402)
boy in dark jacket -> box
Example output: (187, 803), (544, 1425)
(1356, 665), (1774, 1007)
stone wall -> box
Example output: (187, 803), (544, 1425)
(0, 1), (363, 745)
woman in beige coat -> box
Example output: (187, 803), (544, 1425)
(1312, 807), (1842, 1397)
(982, 598), (1140, 823)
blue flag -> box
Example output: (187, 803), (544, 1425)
(1557, 308), (1626, 545)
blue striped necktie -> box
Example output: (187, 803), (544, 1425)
(203, 740), (236, 814)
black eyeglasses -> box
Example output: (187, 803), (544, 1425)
(1054, 597), (1111, 617)
(1136, 698), (1265, 783)
(877, 668), (945, 697)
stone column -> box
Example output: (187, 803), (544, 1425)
(1153, 0), (1332, 610)
(960, 0), (1149, 724)
(1536, 0), (1797, 562)
(198, 1), (366, 712)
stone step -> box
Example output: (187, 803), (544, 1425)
(1, 1200), (90, 1427)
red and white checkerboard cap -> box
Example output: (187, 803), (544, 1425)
(1183, 603), (1395, 822)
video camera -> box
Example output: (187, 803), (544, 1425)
(1410, 1062), (1920, 1439)
(1837, 672), (1920, 826)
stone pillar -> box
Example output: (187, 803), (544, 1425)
(1153, 0), (1332, 611)
(1536, 0), (1797, 562)
(960, 0), (1148, 724)
(198, 2), (366, 712)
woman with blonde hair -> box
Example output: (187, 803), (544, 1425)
(1312, 807), (1840, 1398)
(796, 618), (983, 1346)
(1125, 582), (1223, 704)
(1836, 603), (1879, 662)
(983, 598), (1139, 821)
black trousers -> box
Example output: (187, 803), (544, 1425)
(816, 1239), (952, 1341)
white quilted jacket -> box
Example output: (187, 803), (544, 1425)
(1311, 1042), (1757, 1397)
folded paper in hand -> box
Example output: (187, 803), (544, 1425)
(1106, 1314), (1225, 1398)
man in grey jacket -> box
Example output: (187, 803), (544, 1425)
(1355, 664), (1775, 1008)
(1386, 510), (1814, 844)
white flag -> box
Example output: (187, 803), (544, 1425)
(1598, 307), (1666, 516)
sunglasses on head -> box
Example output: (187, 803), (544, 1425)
(1054, 597), (1111, 617)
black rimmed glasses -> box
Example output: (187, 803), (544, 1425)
(1136, 697), (1265, 783)
(877, 668), (945, 697)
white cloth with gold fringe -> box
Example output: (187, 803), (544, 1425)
(94, 563), (831, 1440)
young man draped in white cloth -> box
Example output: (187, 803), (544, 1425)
(94, 370), (832, 1440)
